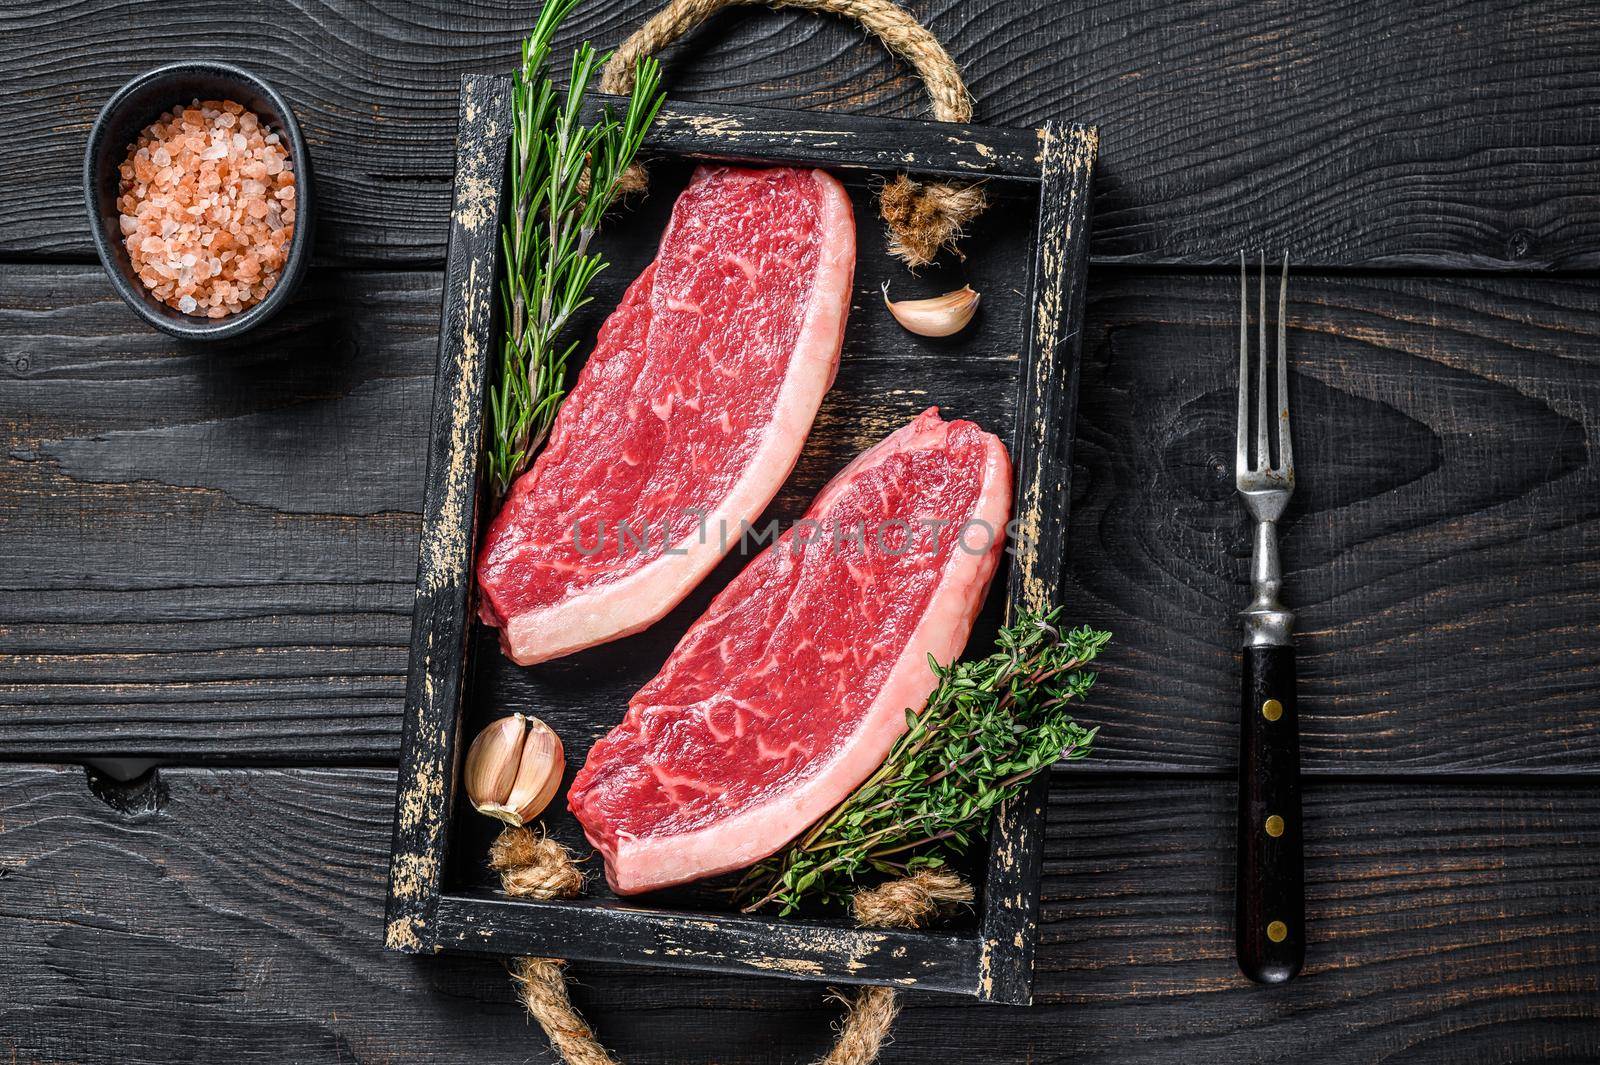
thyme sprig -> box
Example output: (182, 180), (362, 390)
(487, 0), (664, 499)
(738, 608), (1109, 915)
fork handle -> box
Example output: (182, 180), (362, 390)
(1236, 644), (1303, 984)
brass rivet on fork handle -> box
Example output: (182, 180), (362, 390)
(1234, 250), (1303, 985)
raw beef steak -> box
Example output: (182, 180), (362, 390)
(569, 408), (1013, 894)
(477, 166), (855, 665)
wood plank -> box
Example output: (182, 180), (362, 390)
(386, 70), (508, 969)
(2, 765), (1596, 1063)
(3, 265), (1597, 769)
(431, 891), (984, 993)
(634, 95), (1048, 179)
(979, 121), (1099, 1004)
(3, 0), (1598, 267)
(0, 265), (432, 758)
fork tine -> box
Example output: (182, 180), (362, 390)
(1256, 250), (1268, 471)
(1277, 251), (1292, 474)
(1237, 250), (1249, 477)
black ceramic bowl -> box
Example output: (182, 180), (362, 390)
(83, 62), (313, 340)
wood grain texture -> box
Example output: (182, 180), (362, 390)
(384, 72), (508, 956)
(3, 0), (1598, 267)
(3, 764), (1596, 1064)
(5, 266), (1597, 770)
(979, 121), (1098, 1005)
(0, 264), (434, 759)
(1063, 270), (1600, 775)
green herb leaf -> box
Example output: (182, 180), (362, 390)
(736, 607), (1109, 915)
(488, 0), (665, 499)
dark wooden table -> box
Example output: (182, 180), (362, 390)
(3, 2), (1598, 1062)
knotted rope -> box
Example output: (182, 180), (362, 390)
(600, 0), (987, 267)
(489, 830), (616, 1065)
(490, 825), (971, 1065)
(818, 870), (974, 1065)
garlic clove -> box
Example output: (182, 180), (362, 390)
(882, 283), (980, 337)
(465, 714), (525, 816)
(503, 716), (565, 824)
(464, 713), (566, 826)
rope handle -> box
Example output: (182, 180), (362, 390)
(490, 827), (971, 1065)
(599, 0), (987, 268)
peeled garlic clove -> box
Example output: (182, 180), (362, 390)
(465, 713), (565, 826)
(882, 283), (980, 337)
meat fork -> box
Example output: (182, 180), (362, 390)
(1234, 251), (1302, 984)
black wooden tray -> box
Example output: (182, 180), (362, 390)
(385, 73), (1096, 1005)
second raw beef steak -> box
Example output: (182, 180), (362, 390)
(569, 409), (1013, 894)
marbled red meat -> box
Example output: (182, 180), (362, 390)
(569, 408), (1012, 894)
(476, 166), (855, 665)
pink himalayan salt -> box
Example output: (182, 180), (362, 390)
(116, 98), (295, 318)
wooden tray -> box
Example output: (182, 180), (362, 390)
(385, 73), (1096, 1005)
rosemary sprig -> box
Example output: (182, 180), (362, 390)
(738, 608), (1110, 915)
(487, 0), (664, 499)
